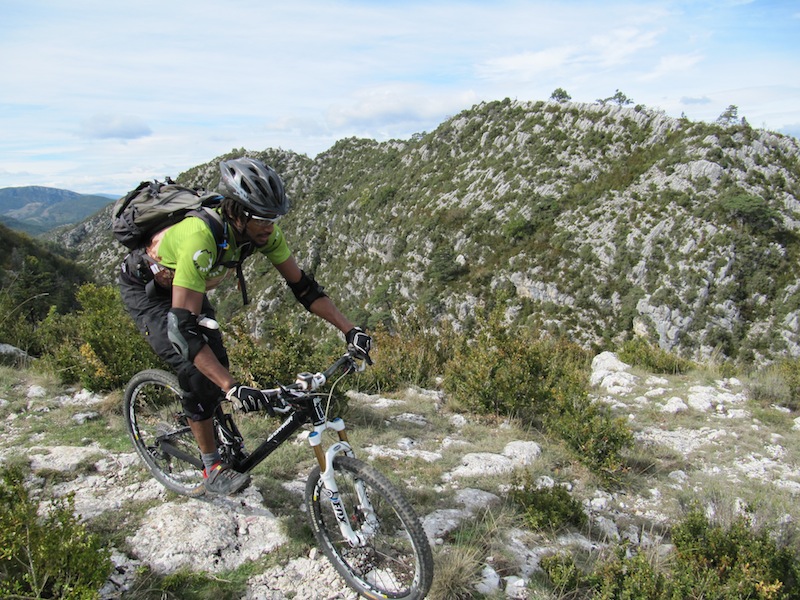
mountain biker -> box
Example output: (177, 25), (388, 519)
(118, 157), (372, 495)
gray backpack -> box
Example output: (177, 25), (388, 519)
(111, 180), (225, 250)
(112, 180), (253, 303)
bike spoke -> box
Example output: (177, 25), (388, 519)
(307, 456), (433, 599)
(123, 370), (206, 496)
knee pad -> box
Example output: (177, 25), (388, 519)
(168, 308), (206, 362)
(178, 365), (220, 421)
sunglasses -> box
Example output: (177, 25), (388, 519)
(245, 211), (281, 224)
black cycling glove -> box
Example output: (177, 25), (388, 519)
(346, 327), (373, 364)
(226, 384), (271, 414)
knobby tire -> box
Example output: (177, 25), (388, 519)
(123, 369), (206, 496)
(305, 456), (434, 600)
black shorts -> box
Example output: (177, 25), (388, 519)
(119, 264), (228, 420)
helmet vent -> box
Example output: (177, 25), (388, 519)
(254, 180), (270, 199)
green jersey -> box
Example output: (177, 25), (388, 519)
(145, 211), (291, 293)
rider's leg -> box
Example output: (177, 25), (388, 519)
(189, 418), (217, 454)
(120, 275), (249, 494)
(120, 277), (230, 454)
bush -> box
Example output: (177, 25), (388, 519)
(225, 312), (320, 387)
(357, 310), (456, 392)
(618, 337), (694, 374)
(508, 472), (586, 531)
(586, 547), (666, 598)
(41, 284), (159, 390)
(442, 313), (632, 477)
(0, 283), (37, 355)
(0, 465), (111, 599)
(670, 510), (800, 599)
(443, 315), (590, 420)
(748, 358), (800, 411)
(540, 510), (800, 599)
(542, 546), (666, 599)
(549, 403), (634, 477)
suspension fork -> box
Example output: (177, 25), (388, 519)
(308, 418), (378, 546)
(309, 417), (350, 471)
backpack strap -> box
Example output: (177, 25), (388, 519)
(189, 208), (229, 267)
(234, 242), (255, 305)
(190, 207), (252, 305)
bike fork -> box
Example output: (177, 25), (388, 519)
(309, 419), (378, 546)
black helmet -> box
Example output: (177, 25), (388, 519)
(218, 158), (289, 217)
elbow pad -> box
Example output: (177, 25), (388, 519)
(288, 270), (327, 312)
(167, 308), (207, 362)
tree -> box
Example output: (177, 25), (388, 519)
(718, 191), (780, 233)
(716, 104), (740, 126)
(597, 89), (633, 106)
(550, 88), (571, 103)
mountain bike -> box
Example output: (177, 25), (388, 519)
(122, 351), (434, 600)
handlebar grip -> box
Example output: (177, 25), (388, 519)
(264, 389), (281, 399)
(323, 354), (357, 379)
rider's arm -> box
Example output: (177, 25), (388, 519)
(274, 256), (355, 335)
(171, 285), (236, 392)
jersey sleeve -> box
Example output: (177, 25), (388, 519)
(258, 225), (292, 265)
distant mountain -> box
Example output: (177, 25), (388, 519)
(0, 186), (113, 235)
(48, 98), (800, 365)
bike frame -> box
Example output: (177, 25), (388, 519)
(163, 354), (377, 548)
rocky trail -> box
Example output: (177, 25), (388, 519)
(1, 352), (799, 598)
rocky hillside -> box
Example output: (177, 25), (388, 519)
(2, 352), (798, 598)
(50, 99), (800, 365)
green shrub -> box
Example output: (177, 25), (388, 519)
(747, 366), (793, 409)
(508, 472), (586, 531)
(357, 310), (456, 392)
(442, 315), (590, 420)
(618, 337), (694, 374)
(0, 465), (111, 599)
(0, 227), (92, 356)
(748, 358), (800, 411)
(225, 312), (320, 387)
(670, 510), (800, 599)
(550, 404), (634, 477)
(0, 284), (37, 355)
(27, 283), (160, 389)
(584, 547), (666, 599)
(540, 510), (800, 599)
(442, 314), (632, 477)
(540, 552), (583, 594)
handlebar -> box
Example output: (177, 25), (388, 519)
(261, 352), (364, 405)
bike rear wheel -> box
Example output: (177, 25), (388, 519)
(123, 369), (205, 496)
(306, 456), (434, 600)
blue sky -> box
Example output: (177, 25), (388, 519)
(1, 0), (798, 195)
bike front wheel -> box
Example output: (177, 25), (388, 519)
(123, 369), (205, 497)
(305, 456), (434, 600)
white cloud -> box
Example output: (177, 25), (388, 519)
(680, 96), (712, 106)
(588, 27), (662, 68)
(325, 84), (477, 130)
(79, 115), (152, 140)
(0, 0), (798, 194)
(477, 46), (576, 82)
(641, 53), (704, 81)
